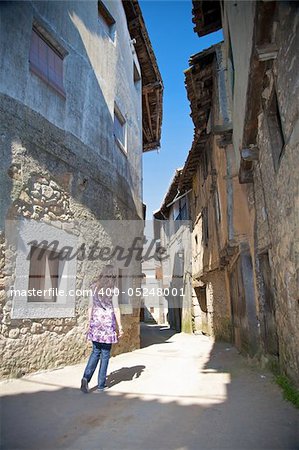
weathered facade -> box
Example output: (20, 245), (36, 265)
(141, 258), (168, 325)
(182, 45), (233, 342)
(156, 42), (252, 343)
(0, 0), (162, 378)
(191, 0), (299, 384)
(140, 221), (168, 325)
(154, 170), (193, 333)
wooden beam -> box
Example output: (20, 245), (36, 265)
(142, 124), (151, 143)
(256, 43), (278, 61)
(155, 88), (160, 141)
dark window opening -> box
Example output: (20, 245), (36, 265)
(174, 196), (189, 221)
(215, 189), (221, 223)
(228, 29), (235, 97)
(202, 207), (209, 246)
(194, 285), (207, 313)
(268, 87), (285, 172)
(28, 246), (60, 302)
(173, 195), (189, 232)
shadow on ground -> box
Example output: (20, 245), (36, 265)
(96, 365), (146, 390)
(1, 338), (298, 450)
(140, 323), (176, 349)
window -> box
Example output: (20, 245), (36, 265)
(173, 195), (189, 233)
(29, 26), (65, 96)
(28, 246), (60, 302)
(11, 220), (77, 319)
(202, 207), (209, 247)
(173, 196), (188, 221)
(215, 189), (221, 223)
(194, 285), (207, 313)
(98, 1), (115, 40)
(114, 105), (127, 152)
(267, 87), (285, 172)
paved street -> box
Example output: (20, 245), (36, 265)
(1, 324), (298, 450)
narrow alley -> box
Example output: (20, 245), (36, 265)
(1, 324), (298, 450)
(0, 1), (298, 449)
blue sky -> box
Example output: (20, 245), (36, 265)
(140, 0), (223, 217)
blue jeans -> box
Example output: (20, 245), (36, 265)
(83, 341), (112, 389)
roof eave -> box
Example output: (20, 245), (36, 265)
(192, 0), (222, 37)
(122, 0), (163, 152)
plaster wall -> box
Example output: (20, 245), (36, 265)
(0, 0), (144, 378)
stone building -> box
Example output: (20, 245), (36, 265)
(141, 221), (168, 325)
(154, 169), (193, 333)
(182, 44), (234, 343)
(192, 0), (299, 384)
(0, 0), (162, 378)
(155, 39), (254, 343)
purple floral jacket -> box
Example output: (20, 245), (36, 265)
(87, 287), (118, 344)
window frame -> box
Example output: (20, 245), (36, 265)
(28, 245), (60, 302)
(98, 1), (116, 41)
(173, 196), (189, 222)
(267, 86), (285, 172)
(29, 24), (66, 98)
(10, 220), (77, 319)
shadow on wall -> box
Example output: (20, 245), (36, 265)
(2, 1), (141, 228)
(142, 306), (157, 324)
(1, 340), (298, 450)
(68, 7), (142, 219)
(0, 1), (144, 379)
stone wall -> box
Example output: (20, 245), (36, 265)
(0, 95), (142, 378)
(0, 0), (145, 378)
(189, 0), (298, 383)
(191, 270), (231, 342)
(252, 2), (299, 382)
(222, 1), (299, 383)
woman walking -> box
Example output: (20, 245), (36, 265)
(80, 265), (123, 393)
